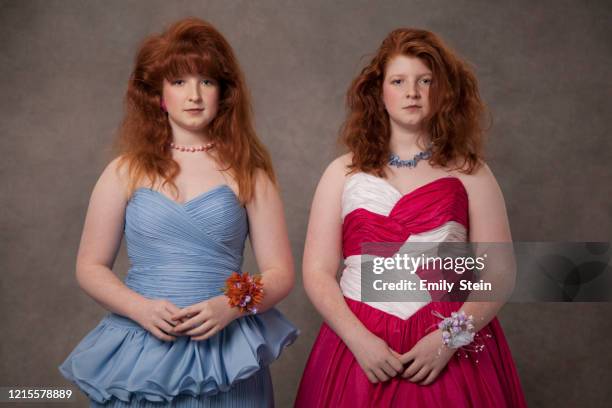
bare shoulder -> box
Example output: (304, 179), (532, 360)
(307, 153), (354, 217)
(452, 161), (502, 198)
(251, 167), (276, 196)
(94, 156), (130, 202)
(329, 152), (353, 171)
(245, 168), (282, 211)
(320, 152), (353, 187)
(106, 156), (129, 179)
(454, 162), (512, 241)
(77, 156), (131, 270)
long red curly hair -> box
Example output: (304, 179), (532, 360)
(114, 18), (275, 203)
(341, 28), (488, 176)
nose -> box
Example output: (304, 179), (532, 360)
(405, 82), (420, 99)
(188, 80), (202, 102)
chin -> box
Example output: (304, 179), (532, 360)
(394, 119), (423, 128)
(175, 125), (204, 134)
(185, 121), (211, 131)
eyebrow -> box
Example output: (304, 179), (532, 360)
(167, 73), (214, 79)
(387, 73), (432, 78)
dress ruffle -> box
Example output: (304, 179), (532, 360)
(59, 310), (298, 404)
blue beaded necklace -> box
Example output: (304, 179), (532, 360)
(388, 146), (432, 168)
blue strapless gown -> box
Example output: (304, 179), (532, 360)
(59, 186), (299, 407)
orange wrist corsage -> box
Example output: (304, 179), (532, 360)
(223, 272), (264, 314)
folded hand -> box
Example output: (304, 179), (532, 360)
(171, 296), (241, 341)
(399, 329), (456, 385)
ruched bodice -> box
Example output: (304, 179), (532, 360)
(59, 185), (298, 405)
(341, 173), (468, 258)
(339, 173), (469, 319)
(124, 186), (248, 307)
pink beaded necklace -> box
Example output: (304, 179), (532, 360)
(168, 141), (215, 152)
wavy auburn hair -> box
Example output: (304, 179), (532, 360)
(114, 18), (275, 203)
(341, 28), (487, 176)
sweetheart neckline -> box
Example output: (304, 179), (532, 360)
(132, 184), (239, 207)
(345, 172), (467, 200)
(342, 174), (468, 220)
(355, 172), (466, 199)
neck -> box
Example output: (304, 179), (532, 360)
(388, 120), (430, 158)
(168, 119), (212, 146)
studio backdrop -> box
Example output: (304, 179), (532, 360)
(1, 1), (611, 407)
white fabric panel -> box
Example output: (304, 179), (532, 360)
(340, 219), (467, 319)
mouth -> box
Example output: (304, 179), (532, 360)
(184, 108), (204, 112)
(403, 105), (421, 109)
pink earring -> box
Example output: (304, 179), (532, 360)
(160, 99), (167, 112)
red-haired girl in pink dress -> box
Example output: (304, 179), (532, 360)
(296, 28), (527, 407)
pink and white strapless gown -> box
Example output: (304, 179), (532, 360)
(295, 173), (527, 408)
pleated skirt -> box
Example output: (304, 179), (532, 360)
(90, 368), (273, 408)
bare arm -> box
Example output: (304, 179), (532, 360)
(76, 157), (180, 341)
(302, 156), (370, 343)
(244, 169), (295, 311)
(303, 155), (403, 383)
(459, 162), (514, 331)
(76, 157), (145, 318)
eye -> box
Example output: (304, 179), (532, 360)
(390, 78), (403, 85)
(201, 78), (216, 86)
(171, 79), (185, 86)
(420, 77), (432, 85)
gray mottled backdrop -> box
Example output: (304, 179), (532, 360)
(1, 1), (611, 407)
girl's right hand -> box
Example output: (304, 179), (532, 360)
(133, 299), (183, 341)
(346, 331), (404, 383)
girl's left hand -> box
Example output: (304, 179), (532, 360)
(399, 329), (456, 385)
(171, 296), (242, 341)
